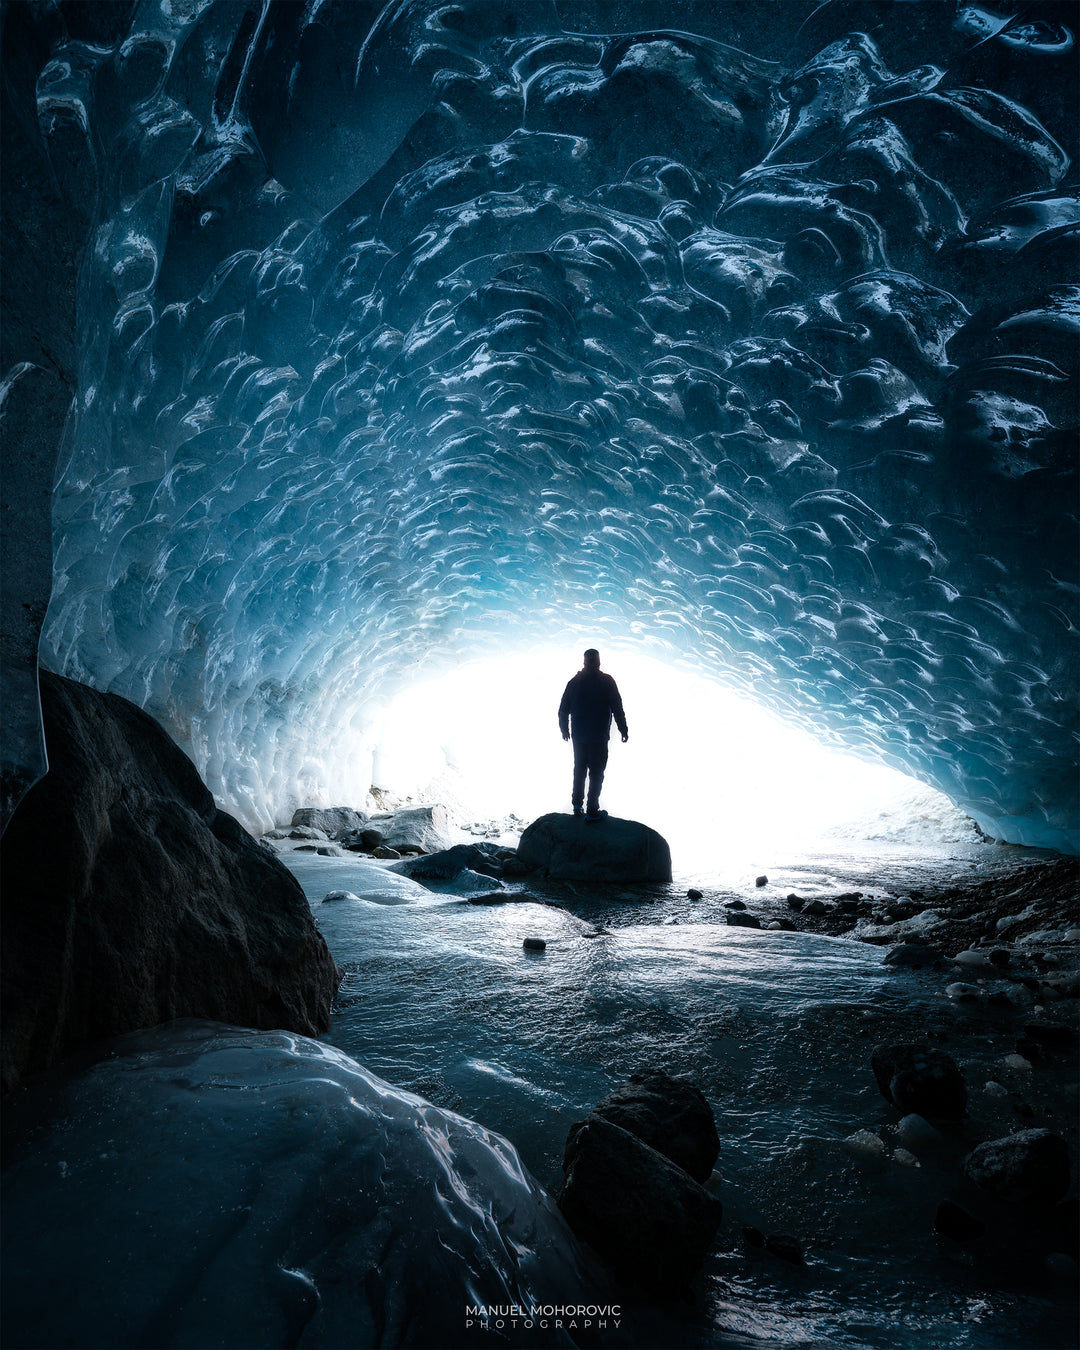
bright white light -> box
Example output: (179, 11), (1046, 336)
(371, 644), (974, 871)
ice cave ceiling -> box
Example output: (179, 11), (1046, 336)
(2, 0), (1077, 849)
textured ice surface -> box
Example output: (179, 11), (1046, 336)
(21, 0), (1077, 848)
(0, 1021), (598, 1350)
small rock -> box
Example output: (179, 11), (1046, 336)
(764, 1233), (803, 1264)
(316, 844), (343, 857)
(893, 1147), (920, 1168)
(988, 949), (1011, 968)
(871, 1044), (967, 1121)
(372, 846), (401, 859)
(289, 826), (328, 841)
(935, 1200), (984, 1243)
(1023, 1021), (1079, 1048)
(845, 1129), (885, 1158)
(1002, 1052), (1033, 1071)
(755, 875), (768, 887)
(321, 891), (360, 904)
(726, 912), (762, 929)
(523, 937), (547, 951)
(953, 950), (991, 969)
(945, 982), (980, 1001)
(725, 899), (747, 911)
(883, 943), (941, 968)
(359, 828), (384, 850)
(802, 899), (829, 916)
(895, 1114), (944, 1150)
(687, 888), (703, 900)
(786, 895), (804, 911)
(741, 1225), (766, 1248)
(963, 1129), (1070, 1205)
(765, 920), (783, 930)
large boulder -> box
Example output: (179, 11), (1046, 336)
(290, 806), (368, 836)
(0, 672), (341, 1093)
(589, 1070), (720, 1184)
(388, 842), (504, 880)
(558, 1113), (721, 1294)
(517, 813), (672, 883)
(366, 805), (453, 854)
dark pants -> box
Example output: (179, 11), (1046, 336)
(572, 738), (609, 813)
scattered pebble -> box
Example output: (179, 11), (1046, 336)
(522, 937), (546, 951)
(687, 888), (703, 900)
(945, 981), (980, 1001)
(1002, 1053), (1033, 1071)
(982, 1080), (1008, 1097)
(893, 1148), (920, 1168)
(755, 875), (768, 888)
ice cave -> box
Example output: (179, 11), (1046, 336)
(1, 1), (1077, 1348)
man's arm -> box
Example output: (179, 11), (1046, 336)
(607, 677), (629, 741)
(558, 681), (572, 740)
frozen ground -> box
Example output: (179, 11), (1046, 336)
(285, 839), (1078, 1350)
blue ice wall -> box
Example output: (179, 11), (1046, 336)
(6, 0), (1077, 848)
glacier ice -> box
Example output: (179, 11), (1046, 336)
(2, 0), (1076, 848)
(0, 1020), (602, 1349)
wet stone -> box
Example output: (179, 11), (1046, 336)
(765, 1233), (804, 1265)
(871, 1044), (967, 1122)
(963, 1129), (1070, 1206)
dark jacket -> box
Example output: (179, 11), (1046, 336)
(558, 670), (628, 742)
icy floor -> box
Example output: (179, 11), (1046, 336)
(286, 843), (1078, 1350)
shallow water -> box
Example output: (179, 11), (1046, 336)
(285, 843), (1077, 1349)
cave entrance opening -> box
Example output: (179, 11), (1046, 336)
(368, 646), (972, 871)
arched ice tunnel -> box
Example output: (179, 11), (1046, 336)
(2, 0), (1077, 852)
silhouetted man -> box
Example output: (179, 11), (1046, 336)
(558, 649), (628, 821)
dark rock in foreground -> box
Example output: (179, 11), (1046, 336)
(871, 1044), (967, 1122)
(1, 672), (341, 1093)
(963, 1129), (1070, 1206)
(558, 1113), (721, 1295)
(588, 1070), (720, 1184)
(518, 813), (672, 883)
